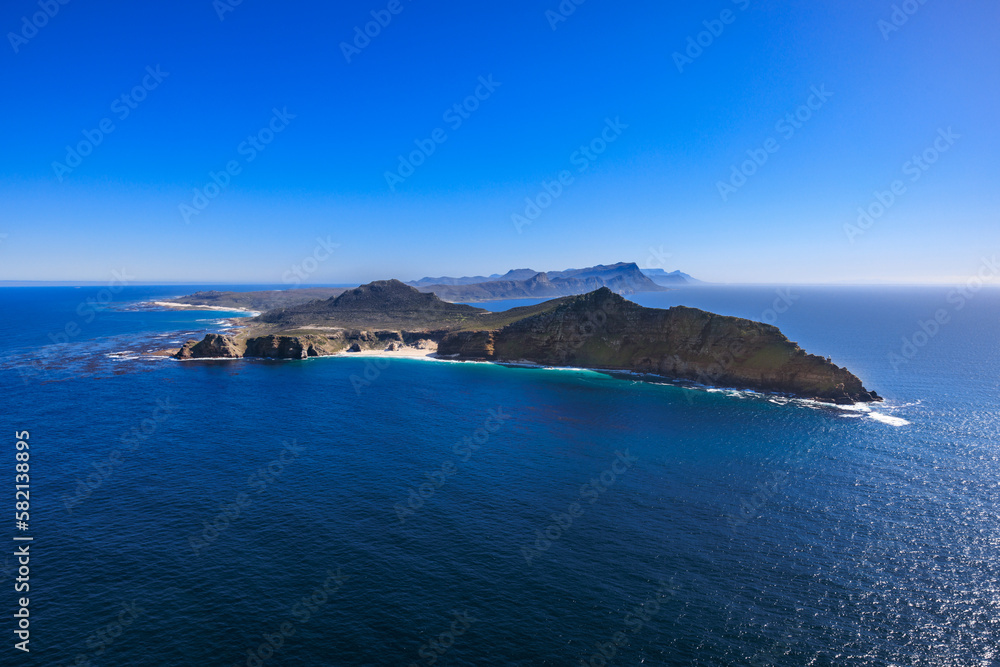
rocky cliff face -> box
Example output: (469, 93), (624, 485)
(174, 284), (880, 404)
(439, 288), (880, 404)
(175, 329), (445, 361)
(176, 334), (246, 359)
(243, 334), (345, 359)
(177, 333), (345, 360)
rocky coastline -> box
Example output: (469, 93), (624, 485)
(169, 282), (882, 405)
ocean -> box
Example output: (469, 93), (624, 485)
(2, 284), (998, 666)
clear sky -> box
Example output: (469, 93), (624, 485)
(1, 0), (997, 284)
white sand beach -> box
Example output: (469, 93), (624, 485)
(151, 301), (261, 316)
(337, 343), (440, 360)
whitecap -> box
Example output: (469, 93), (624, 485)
(106, 352), (140, 361)
(867, 412), (911, 427)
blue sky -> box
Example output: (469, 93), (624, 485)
(1, 0), (997, 284)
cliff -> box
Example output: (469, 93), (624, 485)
(438, 288), (880, 404)
(175, 329), (442, 361)
(174, 283), (881, 404)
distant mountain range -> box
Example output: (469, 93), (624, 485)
(408, 262), (700, 302)
(407, 269), (539, 287)
(161, 264), (703, 312)
(639, 269), (704, 286)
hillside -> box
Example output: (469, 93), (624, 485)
(174, 281), (880, 404)
(255, 279), (487, 330)
(166, 287), (347, 311)
(438, 288), (880, 404)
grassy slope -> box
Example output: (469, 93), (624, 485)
(170, 288), (347, 311)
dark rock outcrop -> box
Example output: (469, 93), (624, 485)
(176, 334), (245, 359)
(439, 288), (880, 403)
(244, 335), (337, 359)
(178, 333), (343, 360)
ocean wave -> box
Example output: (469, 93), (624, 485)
(105, 351), (141, 361)
(866, 411), (911, 427)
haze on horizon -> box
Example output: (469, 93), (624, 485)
(1, 0), (997, 285)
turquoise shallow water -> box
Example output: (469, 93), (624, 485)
(2, 285), (999, 665)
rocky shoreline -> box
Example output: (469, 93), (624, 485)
(174, 329), (438, 360)
(166, 283), (882, 405)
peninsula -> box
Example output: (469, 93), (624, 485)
(171, 279), (881, 405)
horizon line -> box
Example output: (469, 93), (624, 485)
(0, 280), (993, 288)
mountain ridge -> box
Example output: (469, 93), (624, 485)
(438, 287), (878, 403)
(174, 280), (881, 404)
(413, 262), (669, 302)
(640, 269), (704, 286)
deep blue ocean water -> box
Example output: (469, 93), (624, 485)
(2, 285), (999, 666)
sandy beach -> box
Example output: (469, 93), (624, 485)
(151, 301), (261, 316)
(336, 344), (440, 360)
